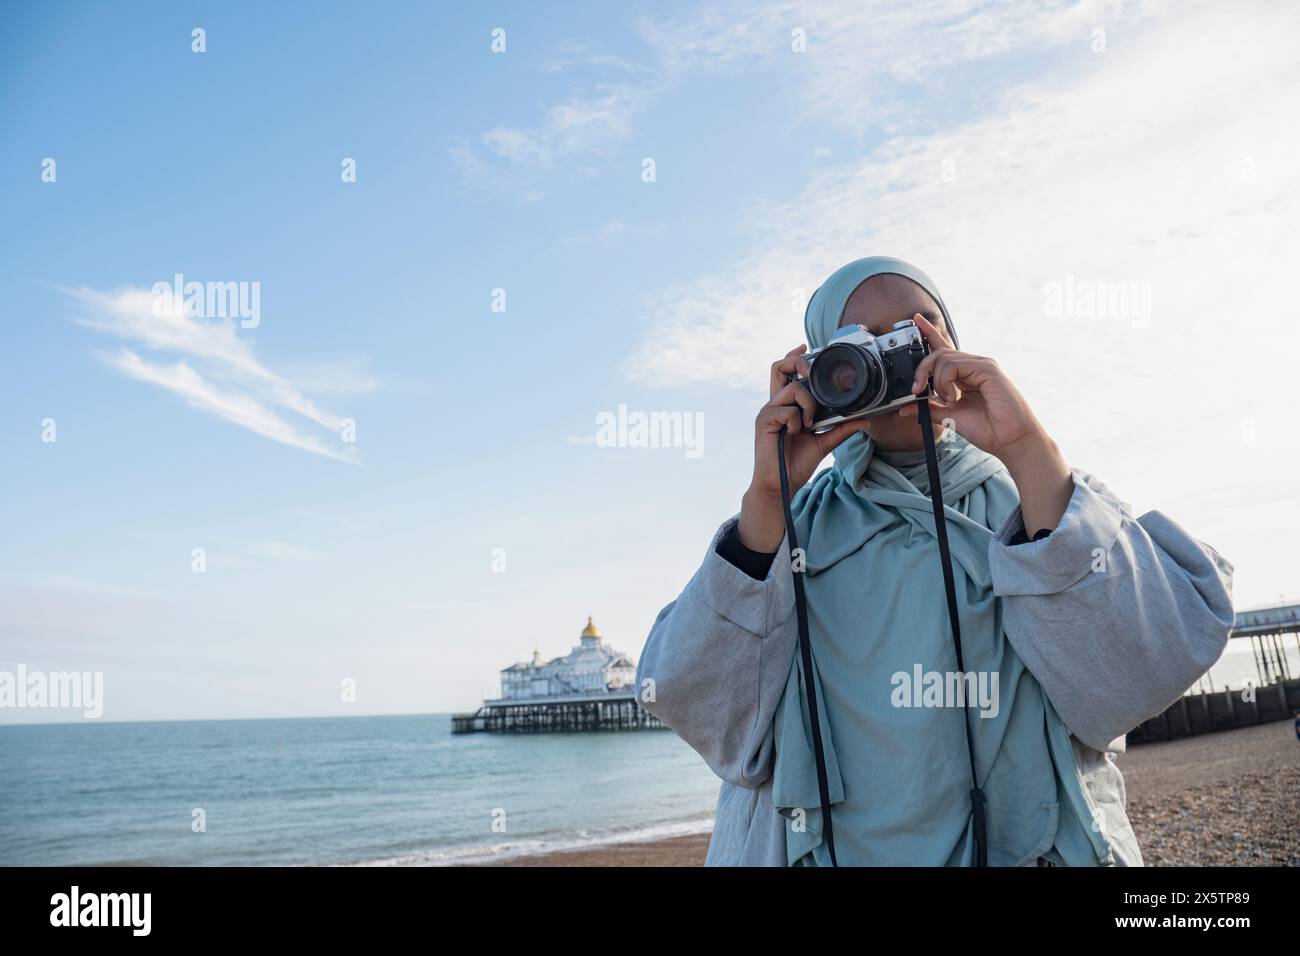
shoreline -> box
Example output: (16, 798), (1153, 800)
(478, 719), (1299, 867)
(473, 832), (713, 867)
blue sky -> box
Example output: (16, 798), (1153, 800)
(3, 1), (1298, 722)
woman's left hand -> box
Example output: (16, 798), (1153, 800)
(899, 313), (1044, 467)
(900, 313), (1074, 534)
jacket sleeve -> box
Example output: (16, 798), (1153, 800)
(989, 469), (1235, 753)
(634, 517), (799, 789)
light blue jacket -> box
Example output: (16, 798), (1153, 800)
(636, 470), (1234, 866)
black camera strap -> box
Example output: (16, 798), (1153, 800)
(776, 394), (987, 867)
(777, 427), (838, 866)
(915, 396), (988, 867)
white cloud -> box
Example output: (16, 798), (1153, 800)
(69, 287), (361, 463)
(638, 0), (1168, 125)
(461, 0), (1169, 181)
(541, 41), (652, 77)
(277, 357), (380, 395)
(479, 81), (659, 169)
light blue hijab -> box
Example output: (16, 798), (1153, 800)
(770, 257), (1109, 866)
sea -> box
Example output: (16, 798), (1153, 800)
(0, 715), (720, 866)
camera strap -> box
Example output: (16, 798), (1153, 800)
(915, 397), (988, 867)
(776, 395), (987, 867)
(777, 428), (838, 866)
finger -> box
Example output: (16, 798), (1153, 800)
(769, 381), (817, 429)
(932, 356), (963, 405)
(770, 345), (810, 398)
(911, 312), (955, 351)
(911, 348), (945, 394)
(925, 353), (967, 405)
(912, 348), (981, 395)
(758, 403), (803, 435)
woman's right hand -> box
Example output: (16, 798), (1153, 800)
(737, 345), (873, 552)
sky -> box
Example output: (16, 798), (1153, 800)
(2, 0), (1298, 723)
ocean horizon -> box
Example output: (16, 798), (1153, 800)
(0, 713), (720, 866)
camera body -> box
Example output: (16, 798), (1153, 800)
(796, 319), (929, 433)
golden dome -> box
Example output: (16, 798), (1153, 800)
(580, 615), (602, 639)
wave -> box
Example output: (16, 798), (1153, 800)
(341, 814), (715, 867)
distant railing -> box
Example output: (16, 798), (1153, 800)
(1231, 601), (1300, 638)
(450, 693), (663, 734)
(483, 685), (639, 707)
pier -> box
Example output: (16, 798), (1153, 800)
(451, 691), (664, 734)
(451, 616), (666, 734)
(1127, 602), (1300, 744)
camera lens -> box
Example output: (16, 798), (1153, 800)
(809, 343), (883, 412)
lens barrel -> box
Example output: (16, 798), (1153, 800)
(808, 343), (883, 412)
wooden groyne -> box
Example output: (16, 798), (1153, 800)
(1127, 676), (1300, 744)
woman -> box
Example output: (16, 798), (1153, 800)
(637, 256), (1234, 866)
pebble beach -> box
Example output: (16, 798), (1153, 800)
(1120, 720), (1299, 866)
